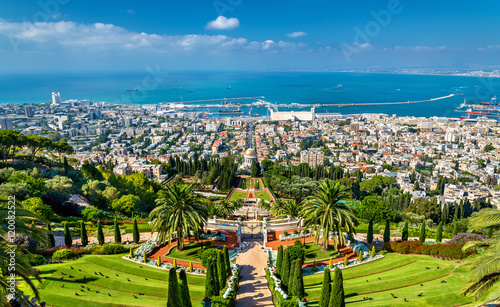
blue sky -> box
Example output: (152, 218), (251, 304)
(1, 0), (500, 72)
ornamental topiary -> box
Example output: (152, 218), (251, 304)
(358, 251), (363, 262)
(189, 261), (193, 273)
(173, 258), (178, 269)
(157, 255), (161, 267)
(343, 255), (348, 266)
(371, 246), (376, 258)
(201, 248), (219, 268)
(329, 258), (333, 269)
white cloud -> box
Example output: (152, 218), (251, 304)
(205, 16), (239, 30)
(286, 31), (307, 38)
(394, 46), (434, 51)
(0, 19), (302, 53)
(126, 9), (135, 14)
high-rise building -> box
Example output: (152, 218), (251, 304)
(300, 150), (324, 168)
(25, 105), (34, 118)
(0, 118), (13, 130)
(69, 128), (78, 138)
(124, 117), (133, 127)
(350, 123), (359, 133)
(52, 92), (61, 105)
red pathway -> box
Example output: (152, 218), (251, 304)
(149, 230), (239, 269)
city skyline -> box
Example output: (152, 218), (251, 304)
(1, 0), (500, 72)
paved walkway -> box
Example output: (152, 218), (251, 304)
(236, 239), (274, 307)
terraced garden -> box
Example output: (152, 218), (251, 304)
(303, 253), (476, 307)
(19, 254), (205, 307)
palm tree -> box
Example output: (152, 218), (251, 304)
(0, 197), (48, 306)
(271, 199), (301, 218)
(461, 209), (500, 302)
(149, 184), (208, 251)
(300, 180), (357, 251)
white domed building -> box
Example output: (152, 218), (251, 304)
(240, 148), (257, 173)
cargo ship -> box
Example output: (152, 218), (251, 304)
(480, 96), (497, 105)
(465, 108), (491, 115)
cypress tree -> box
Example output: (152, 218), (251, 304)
(329, 267), (345, 307)
(276, 245), (283, 277)
(114, 219), (121, 244)
(205, 260), (216, 297)
(80, 220), (88, 247)
(189, 261), (193, 273)
(367, 220), (373, 244)
(293, 259), (304, 298)
(436, 221), (443, 242)
(343, 255), (348, 266)
(223, 245), (231, 278)
(452, 222), (458, 237)
(281, 249), (290, 288)
(132, 218), (139, 244)
(167, 268), (182, 307)
(217, 251), (226, 287)
(328, 258), (333, 270)
(129, 247), (133, 258)
(143, 251), (147, 263)
(318, 268), (331, 307)
(402, 220), (409, 241)
(178, 269), (192, 307)
(486, 227), (493, 238)
(419, 221), (426, 243)
(212, 258), (220, 296)
(288, 259), (297, 295)
(383, 219), (391, 243)
(157, 255), (161, 267)
(64, 222), (72, 247)
(97, 220), (104, 245)
(173, 258), (178, 270)
(47, 223), (55, 247)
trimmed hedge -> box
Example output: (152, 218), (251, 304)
(382, 241), (475, 259)
(52, 249), (79, 260)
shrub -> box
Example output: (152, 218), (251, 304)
(201, 248), (220, 268)
(329, 258), (333, 269)
(383, 241), (474, 259)
(383, 220), (390, 243)
(52, 249), (79, 260)
(358, 251), (363, 262)
(343, 255), (348, 266)
(284, 231), (288, 236)
(286, 244), (305, 262)
(402, 220), (409, 241)
(90, 243), (127, 255)
(206, 230), (212, 235)
(448, 233), (486, 245)
(189, 261), (193, 273)
(167, 268), (182, 307)
(436, 221), (443, 243)
(24, 254), (47, 266)
(371, 246), (376, 257)
(367, 220), (373, 244)
(419, 221), (426, 243)
(276, 245), (283, 277)
(293, 230), (299, 235)
(312, 260), (317, 271)
(157, 256), (161, 267)
(216, 231), (221, 236)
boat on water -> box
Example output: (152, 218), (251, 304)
(127, 89), (138, 91)
(219, 108), (241, 114)
(187, 90), (195, 93)
(226, 86), (232, 89)
(465, 108), (490, 115)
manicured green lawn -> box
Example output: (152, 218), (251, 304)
(303, 242), (340, 262)
(19, 254), (205, 307)
(255, 190), (272, 201)
(303, 253), (475, 307)
(166, 242), (206, 262)
(229, 189), (247, 201)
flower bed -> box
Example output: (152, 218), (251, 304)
(133, 238), (157, 259)
(382, 240), (475, 259)
(202, 231), (226, 242)
(346, 235), (370, 256)
(279, 230), (309, 241)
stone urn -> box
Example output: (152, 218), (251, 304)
(297, 298), (308, 307)
(201, 297), (211, 307)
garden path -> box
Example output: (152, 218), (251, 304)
(235, 239), (274, 307)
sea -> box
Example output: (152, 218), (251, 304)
(1, 71), (498, 118)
